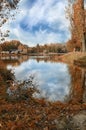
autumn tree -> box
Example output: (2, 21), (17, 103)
(1, 40), (20, 51)
(67, 0), (86, 52)
(0, 0), (20, 42)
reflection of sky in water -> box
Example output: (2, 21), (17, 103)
(8, 59), (71, 102)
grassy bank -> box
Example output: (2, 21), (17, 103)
(60, 52), (86, 64)
(74, 56), (86, 67)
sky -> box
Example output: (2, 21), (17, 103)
(3, 0), (71, 46)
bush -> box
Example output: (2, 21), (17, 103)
(0, 68), (14, 85)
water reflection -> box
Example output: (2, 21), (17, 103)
(1, 55), (85, 102)
(7, 57), (71, 102)
(68, 66), (86, 103)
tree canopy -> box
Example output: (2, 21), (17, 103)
(67, 0), (86, 52)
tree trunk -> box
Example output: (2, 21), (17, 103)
(84, 32), (86, 51)
(82, 32), (86, 52)
(82, 0), (86, 52)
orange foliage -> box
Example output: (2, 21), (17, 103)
(67, 0), (86, 52)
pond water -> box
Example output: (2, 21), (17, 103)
(5, 56), (71, 102)
(1, 55), (86, 102)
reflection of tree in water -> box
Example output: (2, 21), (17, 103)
(1, 56), (86, 103)
(69, 65), (86, 103)
(82, 69), (86, 102)
(34, 55), (61, 63)
(0, 55), (62, 66)
(0, 55), (30, 67)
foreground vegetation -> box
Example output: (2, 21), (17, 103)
(0, 92), (86, 130)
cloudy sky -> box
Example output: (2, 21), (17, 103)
(4, 0), (71, 46)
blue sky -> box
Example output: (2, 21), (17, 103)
(3, 0), (71, 46)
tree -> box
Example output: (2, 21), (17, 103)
(0, 0), (20, 42)
(67, 0), (86, 52)
(1, 40), (20, 51)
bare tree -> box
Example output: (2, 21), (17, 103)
(0, 0), (20, 42)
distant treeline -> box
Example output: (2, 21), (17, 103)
(0, 40), (67, 54)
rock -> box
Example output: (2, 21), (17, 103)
(43, 127), (48, 130)
(54, 119), (58, 124)
(55, 119), (67, 129)
(72, 111), (86, 130)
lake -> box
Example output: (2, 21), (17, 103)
(1, 55), (86, 102)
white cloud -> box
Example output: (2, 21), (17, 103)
(3, 0), (71, 46)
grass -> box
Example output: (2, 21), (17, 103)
(60, 52), (86, 64)
(78, 56), (86, 62)
(74, 56), (86, 67)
